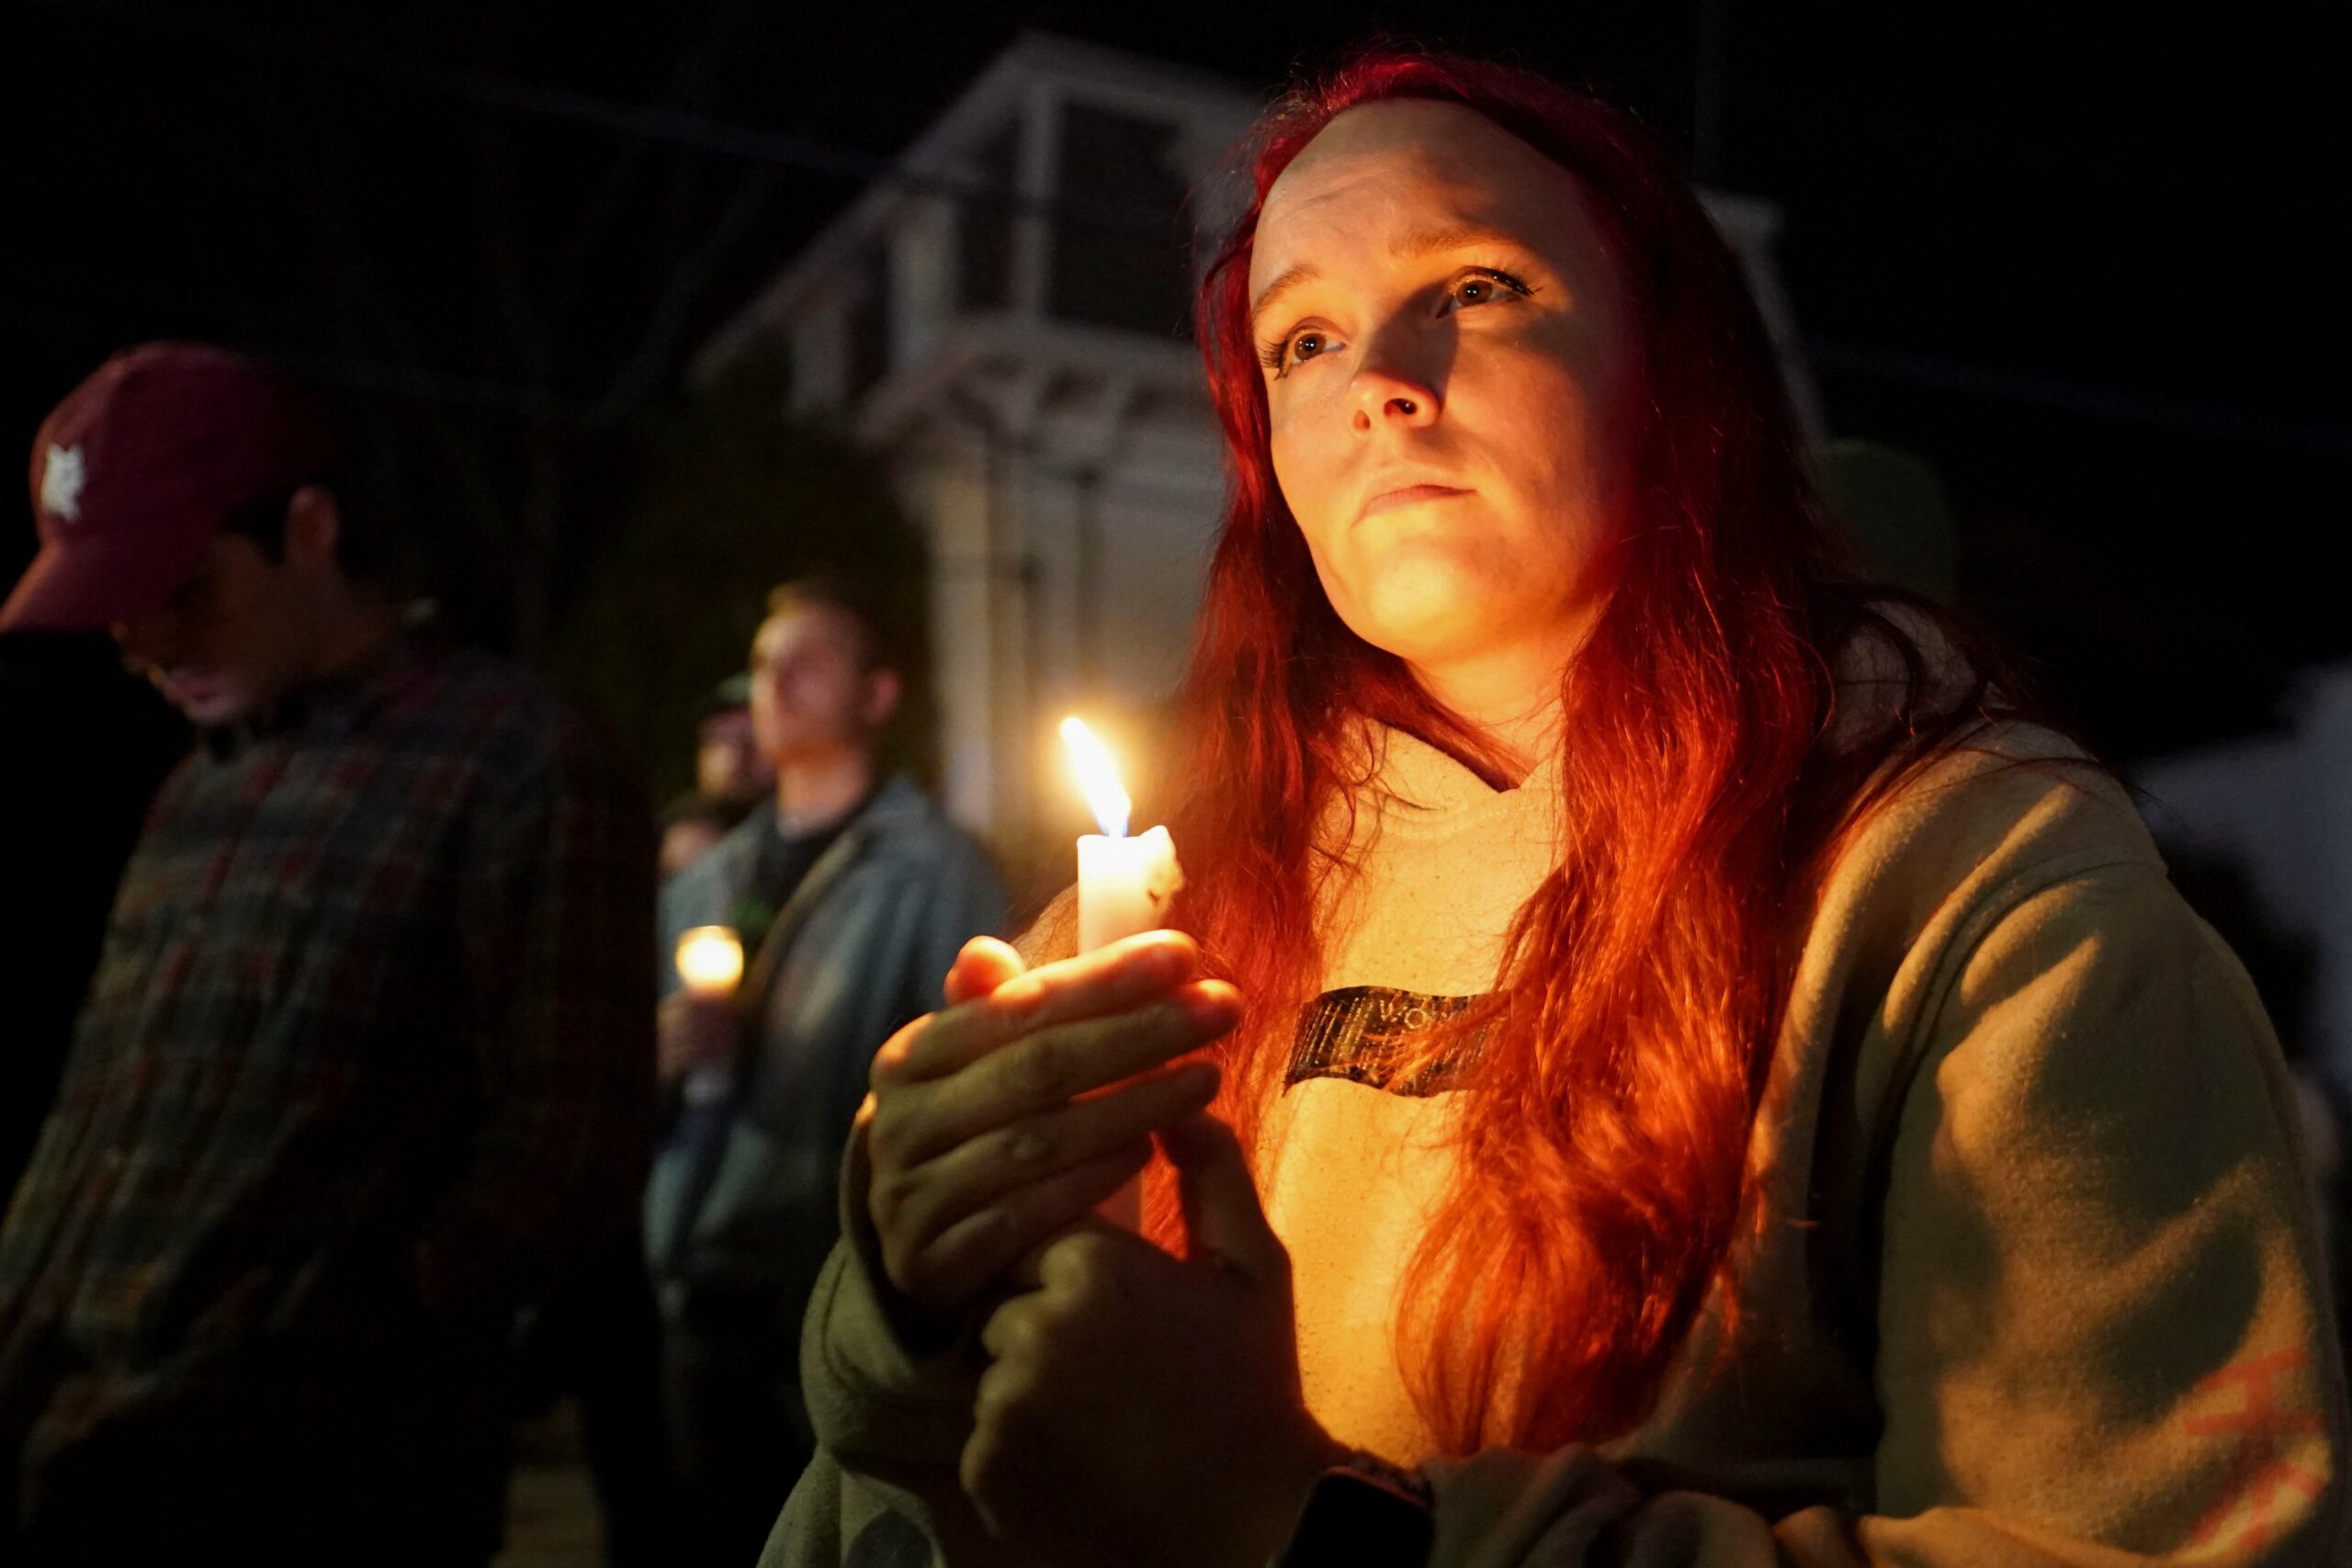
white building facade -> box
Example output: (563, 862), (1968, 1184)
(698, 35), (1821, 874)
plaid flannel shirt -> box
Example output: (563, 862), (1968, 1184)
(0, 636), (653, 1508)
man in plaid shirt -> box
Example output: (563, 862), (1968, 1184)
(0, 344), (655, 1564)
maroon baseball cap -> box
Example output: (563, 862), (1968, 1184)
(2, 343), (339, 633)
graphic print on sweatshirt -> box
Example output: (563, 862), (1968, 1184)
(1286, 985), (1490, 1098)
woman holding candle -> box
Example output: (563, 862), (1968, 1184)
(763, 49), (2344, 1568)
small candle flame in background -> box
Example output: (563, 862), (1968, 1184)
(1059, 716), (1131, 839)
(674, 925), (745, 995)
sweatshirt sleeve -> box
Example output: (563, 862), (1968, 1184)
(1413, 861), (2346, 1565)
(763, 1122), (1030, 1566)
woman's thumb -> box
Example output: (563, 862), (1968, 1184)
(1162, 1113), (1284, 1284)
(944, 935), (1025, 1005)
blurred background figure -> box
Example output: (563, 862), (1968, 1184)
(0, 344), (656, 1567)
(661, 790), (749, 881)
(648, 576), (1007, 1566)
(696, 671), (775, 807)
(0, 630), (183, 1205)
(660, 672), (777, 881)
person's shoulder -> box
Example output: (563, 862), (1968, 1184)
(418, 645), (637, 793)
(399, 640), (543, 708)
(1816, 604), (2150, 889)
(855, 780), (1011, 925)
(862, 777), (997, 866)
(1872, 720), (2145, 865)
(686, 807), (770, 884)
(380, 644), (556, 757)
(427, 647), (577, 740)
(661, 810), (766, 918)
(1815, 719), (2162, 982)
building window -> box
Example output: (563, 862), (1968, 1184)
(846, 250), (893, 400)
(958, 119), (1020, 312)
(1049, 103), (1191, 338)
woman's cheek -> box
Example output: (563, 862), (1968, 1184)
(1267, 415), (1330, 538)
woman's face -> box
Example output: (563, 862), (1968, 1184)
(1250, 100), (1638, 713)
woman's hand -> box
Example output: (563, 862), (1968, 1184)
(861, 931), (1237, 1333)
(962, 1113), (1345, 1568)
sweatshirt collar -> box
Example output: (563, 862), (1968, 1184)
(1356, 724), (1565, 840)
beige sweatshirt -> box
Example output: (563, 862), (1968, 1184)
(764, 719), (2347, 1565)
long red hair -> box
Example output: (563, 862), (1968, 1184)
(1148, 50), (2032, 1451)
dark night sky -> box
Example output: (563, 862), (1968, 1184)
(3, 0), (2343, 762)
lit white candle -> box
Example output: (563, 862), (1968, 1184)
(674, 925), (745, 996)
(1061, 717), (1185, 1231)
(1074, 828), (1182, 953)
(1060, 718), (1182, 952)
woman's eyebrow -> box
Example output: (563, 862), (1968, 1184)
(1392, 222), (1526, 260)
(1250, 261), (1319, 327)
(1250, 224), (1531, 326)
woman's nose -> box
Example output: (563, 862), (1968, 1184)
(1347, 348), (1442, 432)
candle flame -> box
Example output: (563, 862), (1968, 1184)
(674, 925), (744, 994)
(1059, 716), (1131, 839)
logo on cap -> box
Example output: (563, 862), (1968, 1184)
(40, 444), (86, 525)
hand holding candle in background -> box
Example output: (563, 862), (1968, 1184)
(674, 925), (744, 995)
(661, 925), (743, 1095)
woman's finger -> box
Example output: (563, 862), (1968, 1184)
(890, 985), (1238, 1166)
(1162, 1112), (1288, 1286)
(882, 931), (1204, 1085)
(890, 1061), (1219, 1243)
(901, 1141), (1154, 1314)
(1003, 1215), (1139, 1297)
(944, 935), (1025, 1007)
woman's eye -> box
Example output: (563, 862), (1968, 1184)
(1445, 269), (1532, 310)
(1261, 328), (1333, 378)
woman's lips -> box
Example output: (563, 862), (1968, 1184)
(1359, 483), (1470, 521)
